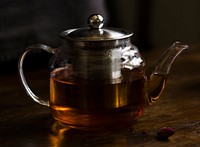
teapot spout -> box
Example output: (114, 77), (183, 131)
(148, 41), (189, 103)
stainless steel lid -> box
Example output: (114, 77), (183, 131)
(60, 14), (133, 41)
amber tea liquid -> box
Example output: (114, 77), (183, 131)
(50, 67), (147, 130)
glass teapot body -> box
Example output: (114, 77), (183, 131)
(48, 37), (147, 130)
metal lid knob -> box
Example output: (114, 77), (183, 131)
(88, 14), (104, 29)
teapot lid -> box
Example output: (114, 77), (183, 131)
(60, 14), (133, 41)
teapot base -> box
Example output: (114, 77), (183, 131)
(55, 120), (138, 132)
(50, 105), (144, 131)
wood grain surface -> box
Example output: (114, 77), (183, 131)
(0, 44), (199, 146)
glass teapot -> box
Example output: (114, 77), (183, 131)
(18, 14), (189, 130)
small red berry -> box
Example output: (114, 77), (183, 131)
(157, 127), (175, 140)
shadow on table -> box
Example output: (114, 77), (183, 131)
(0, 114), (159, 146)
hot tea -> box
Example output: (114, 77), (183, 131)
(50, 66), (147, 130)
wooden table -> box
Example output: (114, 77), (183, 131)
(0, 44), (199, 146)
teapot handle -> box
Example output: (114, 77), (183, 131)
(18, 44), (55, 106)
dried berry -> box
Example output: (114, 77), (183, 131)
(157, 127), (175, 140)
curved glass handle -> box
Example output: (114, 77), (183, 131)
(18, 44), (55, 106)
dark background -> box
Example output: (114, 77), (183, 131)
(1, 0), (199, 73)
